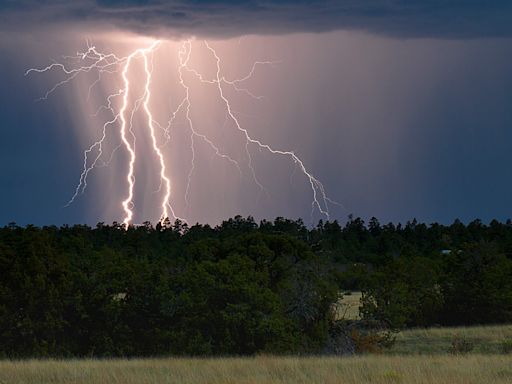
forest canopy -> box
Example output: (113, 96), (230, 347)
(1, 216), (512, 357)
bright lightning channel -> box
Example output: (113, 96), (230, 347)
(26, 38), (338, 226)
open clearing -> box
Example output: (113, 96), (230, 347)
(337, 292), (512, 355)
(388, 324), (512, 354)
(335, 291), (363, 320)
(1, 355), (512, 384)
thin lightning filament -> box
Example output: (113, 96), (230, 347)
(26, 38), (338, 226)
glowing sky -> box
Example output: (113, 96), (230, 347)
(1, 1), (512, 226)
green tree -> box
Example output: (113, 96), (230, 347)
(361, 256), (443, 329)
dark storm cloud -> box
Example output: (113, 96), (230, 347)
(2, 0), (512, 39)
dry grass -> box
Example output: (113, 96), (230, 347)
(334, 291), (362, 320)
(1, 355), (512, 384)
(388, 324), (512, 355)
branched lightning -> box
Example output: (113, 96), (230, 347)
(175, 40), (242, 209)
(202, 41), (332, 219)
(27, 38), (338, 226)
(141, 43), (175, 222)
(118, 45), (140, 225)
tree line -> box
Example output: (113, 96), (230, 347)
(1, 216), (512, 357)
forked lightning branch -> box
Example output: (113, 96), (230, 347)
(26, 39), (336, 226)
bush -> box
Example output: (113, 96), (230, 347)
(325, 320), (395, 355)
(351, 329), (384, 353)
(500, 340), (512, 354)
(448, 335), (474, 354)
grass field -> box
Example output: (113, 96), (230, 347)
(336, 292), (512, 355)
(1, 355), (512, 384)
(388, 324), (512, 354)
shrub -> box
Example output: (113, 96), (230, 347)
(351, 328), (395, 354)
(325, 320), (396, 355)
(448, 335), (474, 354)
(351, 329), (384, 353)
(500, 339), (512, 354)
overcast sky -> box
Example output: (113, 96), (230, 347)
(1, 1), (512, 226)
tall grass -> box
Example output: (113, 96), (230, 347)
(1, 355), (512, 384)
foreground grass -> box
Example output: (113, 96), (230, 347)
(1, 355), (512, 384)
(388, 324), (512, 354)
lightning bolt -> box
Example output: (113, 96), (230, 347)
(141, 42), (176, 223)
(202, 41), (333, 219)
(26, 38), (339, 226)
(175, 40), (242, 211)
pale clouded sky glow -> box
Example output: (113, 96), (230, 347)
(1, 1), (512, 226)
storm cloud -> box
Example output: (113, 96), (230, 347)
(2, 2), (512, 226)
(2, 0), (512, 39)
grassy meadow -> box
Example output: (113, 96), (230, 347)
(389, 324), (512, 355)
(1, 355), (512, 384)
(337, 292), (512, 355)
